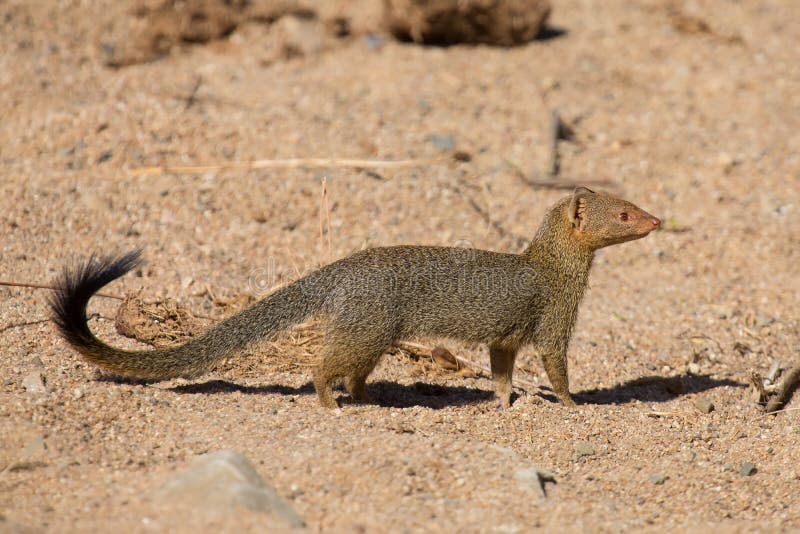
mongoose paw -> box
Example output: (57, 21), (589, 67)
(560, 396), (577, 408)
(495, 396), (513, 410)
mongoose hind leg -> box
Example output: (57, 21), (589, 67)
(344, 370), (374, 403)
(313, 328), (390, 408)
(490, 345), (518, 408)
(313, 364), (340, 409)
(540, 349), (576, 407)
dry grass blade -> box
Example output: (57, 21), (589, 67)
(130, 157), (446, 176)
(0, 280), (123, 300)
(644, 410), (693, 419)
(319, 176), (332, 263)
(393, 341), (542, 391)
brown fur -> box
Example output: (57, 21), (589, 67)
(51, 187), (660, 408)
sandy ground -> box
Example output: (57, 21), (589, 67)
(1, 0), (799, 532)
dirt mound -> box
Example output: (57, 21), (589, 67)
(99, 0), (364, 67)
(100, 0), (550, 67)
(383, 0), (551, 45)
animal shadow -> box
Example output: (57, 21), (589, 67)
(368, 380), (494, 409)
(573, 373), (747, 405)
(167, 378), (494, 409)
(169, 379), (316, 396)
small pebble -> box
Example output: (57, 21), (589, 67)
(694, 398), (715, 414)
(72, 388), (84, 400)
(687, 362), (701, 374)
(364, 33), (385, 50)
(755, 313), (773, 327)
(648, 474), (667, 485)
(22, 371), (46, 394)
(575, 441), (595, 457)
(429, 134), (455, 150)
(740, 462), (757, 477)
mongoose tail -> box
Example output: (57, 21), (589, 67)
(50, 250), (323, 379)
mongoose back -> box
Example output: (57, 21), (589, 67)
(51, 187), (660, 408)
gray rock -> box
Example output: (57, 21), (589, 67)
(159, 450), (305, 528)
(740, 462), (757, 477)
(574, 441), (595, 457)
(648, 474), (667, 485)
(515, 466), (557, 498)
(429, 134), (455, 150)
(364, 33), (385, 50)
(22, 371), (46, 394)
(694, 398), (715, 414)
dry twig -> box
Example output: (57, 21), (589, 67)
(443, 183), (528, 249)
(131, 157), (446, 176)
(0, 280), (123, 300)
(548, 109), (562, 177)
(318, 176), (333, 263)
(394, 341), (541, 391)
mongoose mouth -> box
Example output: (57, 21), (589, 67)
(640, 215), (661, 234)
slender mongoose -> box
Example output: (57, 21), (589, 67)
(51, 187), (660, 408)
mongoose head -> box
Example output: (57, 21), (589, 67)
(567, 187), (661, 250)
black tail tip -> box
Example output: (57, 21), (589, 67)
(50, 249), (145, 341)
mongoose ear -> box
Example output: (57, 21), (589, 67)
(568, 189), (590, 231)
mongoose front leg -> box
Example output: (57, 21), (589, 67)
(315, 325), (388, 408)
(541, 349), (576, 407)
(489, 346), (518, 408)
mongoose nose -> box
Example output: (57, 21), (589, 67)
(651, 217), (661, 228)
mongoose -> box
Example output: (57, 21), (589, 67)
(51, 187), (660, 408)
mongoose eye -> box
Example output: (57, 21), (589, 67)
(618, 212), (629, 222)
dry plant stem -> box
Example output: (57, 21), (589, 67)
(548, 109), (561, 177)
(761, 406), (800, 417)
(521, 176), (617, 190)
(318, 176), (332, 263)
(0, 280), (123, 300)
(748, 370), (768, 403)
(0, 318), (52, 333)
(766, 360), (800, 414)
(504, 160), (616, 191)
(394, 341), (540, 390)
(444, 183), (529, 248)
(2, 279), (220, 323)
(130, 157), (446, 176)
(645, 411), (692, 418)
